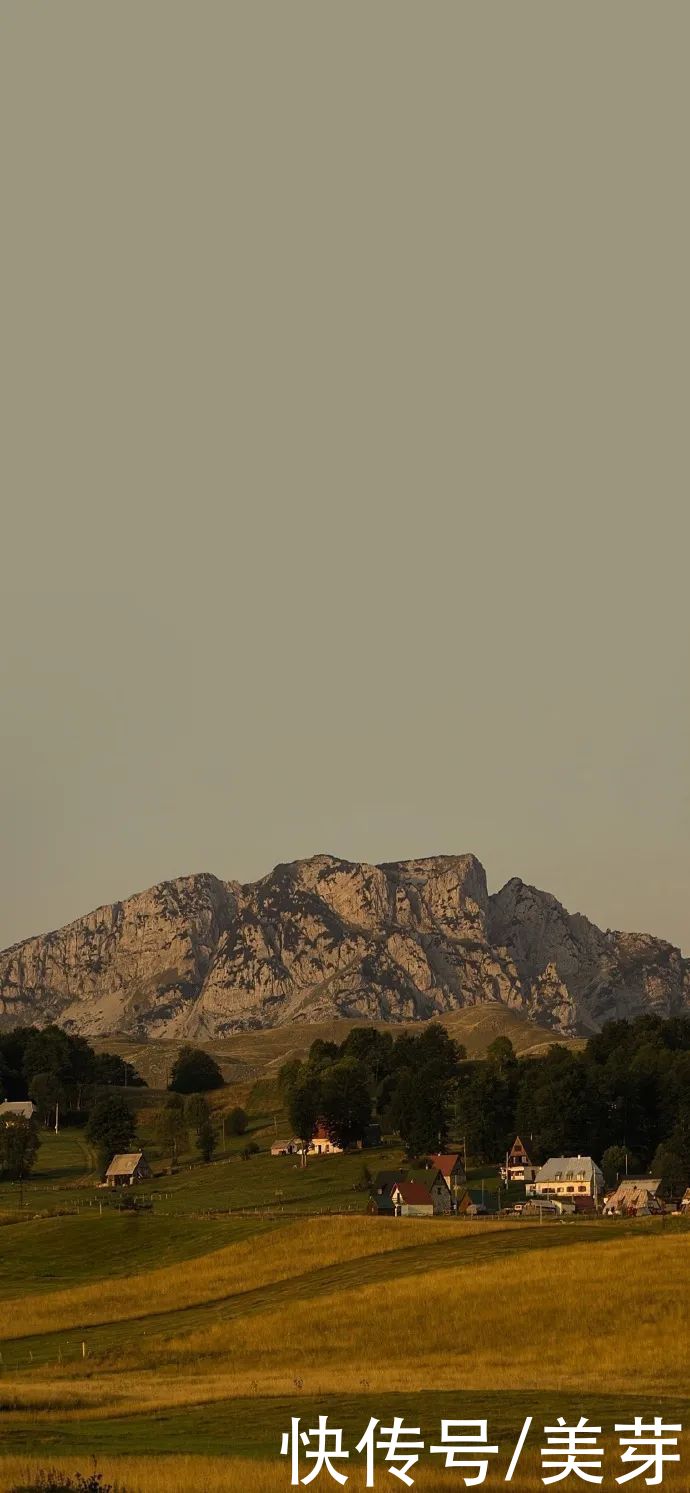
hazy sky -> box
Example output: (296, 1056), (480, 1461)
(2, 5), (688, 955)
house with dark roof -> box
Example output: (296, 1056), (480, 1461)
(500, 1135), (539, 1186)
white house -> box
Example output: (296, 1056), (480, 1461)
(527, 1155), (604, 1203)
(390, 1181), (435, 1218)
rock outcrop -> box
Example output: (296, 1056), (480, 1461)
(0, 853), (687, 1039)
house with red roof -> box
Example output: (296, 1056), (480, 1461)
(429, 1153), (466, 1205)
(390, 1180), (435, 1218)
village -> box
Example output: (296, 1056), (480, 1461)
(266, 1124), (690, 1220)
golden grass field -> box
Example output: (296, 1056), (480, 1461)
(1, 1213), (688, 1491)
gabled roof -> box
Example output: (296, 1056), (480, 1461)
(391, 1180), (434, 1206)
(373, 1169), (406, 1193)
(105, 1152), (146, 1177)
(612, 1176), (662, 1196)
(0, 1100), (35, 1120)
(605, 1178), (663, 1210)
(535, 1156), (604, 1185)
(508, 1135), (532, 1159)
(429, 1153), (463, 1177)
(408, 1167), (442, 1185)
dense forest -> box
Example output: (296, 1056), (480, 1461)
(0, 1024), (145, 1118)
(282, 1014), (690, 1193)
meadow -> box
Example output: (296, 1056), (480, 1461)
(0, 1070), (687, 1492)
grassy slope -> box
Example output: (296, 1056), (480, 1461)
(94, 1001), (580, 1088)
(0, 1060), (687, 1492)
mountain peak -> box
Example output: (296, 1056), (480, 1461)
(0, 854), (687, 1040)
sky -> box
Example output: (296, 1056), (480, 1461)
(1, 4), (688, 955)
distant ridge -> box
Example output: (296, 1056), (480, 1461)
(0, 853), (687, 1039)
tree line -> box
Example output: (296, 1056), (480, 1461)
(280, 1023), (465, 1157)
(454, 1015), (690, 1193)
(0, 1031), (229, 1181)
(0, 1024), (145, 1124)
(280, 1014), (690, 1194)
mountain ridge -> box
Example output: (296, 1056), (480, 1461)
(0, 853), (687, 1040)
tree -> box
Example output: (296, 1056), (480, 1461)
(392, 1065), (449, 1157)
(0, 1115), (39, 1180)
(651, 1144), (688, 1200)
(196, 1114), (217, 1163)
(93, 1052), (145, 1089)
(169, 1045), (224, 1094)
(601, 1145), (636, 1190)
(227, 1106), (248, 1136)
(278, 1057), (302, 1098)
(320, 1059), (371, 1151)
(184, 1094), (210, 1128)
(29, 1071), (64, 1129)
(22, 1025), (73, 1086)
(288, 1069), (322, 1165)
(85, 1095), (137, 1176)
(156, 1098), (188, 1166)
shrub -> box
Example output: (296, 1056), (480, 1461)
(227, 1105), (248, 1135)
(11, 1471), (121, 1493)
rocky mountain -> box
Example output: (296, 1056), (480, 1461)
(0, 854), (687, 1040)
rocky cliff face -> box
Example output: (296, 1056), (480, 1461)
(0, 854), (687, 1039)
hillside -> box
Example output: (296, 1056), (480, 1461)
(93, 1004), (579, 1091)
(0, 853), (688, 1040)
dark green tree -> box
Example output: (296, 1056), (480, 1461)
(320, 1059), (372, 1151)
(156, 1097), (188, 1165)
(29, 1071), (64, 1128)
(169, 1045), (224, 1094)
(600, 1145), (636, 1190)
(288, 1069), (322, 1164)
(227, 1106), (248, 1136)
(651, 1144), (688, 1199)
(197, 1114), (218, 1163)
(184, 1094), (210, 1128)
(0, 1115), (39, 1180)
(85, 1095), (137, 1176)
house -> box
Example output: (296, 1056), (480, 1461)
(500, 1135), (539, 1186)
(105, 1152), (151, 1188)
(455, 1188), (490, 1217)
(390, 1181), (435, 1218)
(307, 1120), (380, 1156)
(528, 1155), (604, 1204)
(270, 1138), (302, 1156)
(428, 1153), (466, 1201)
(308, 1124), (343, 1156)
(367, 1189), (396, 1216)
(521, 1196), (568, 1218)
(0, 1101), (36, 1121)
(408, 1168), (453, 1215)
(603, 1178), (664, 1217)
